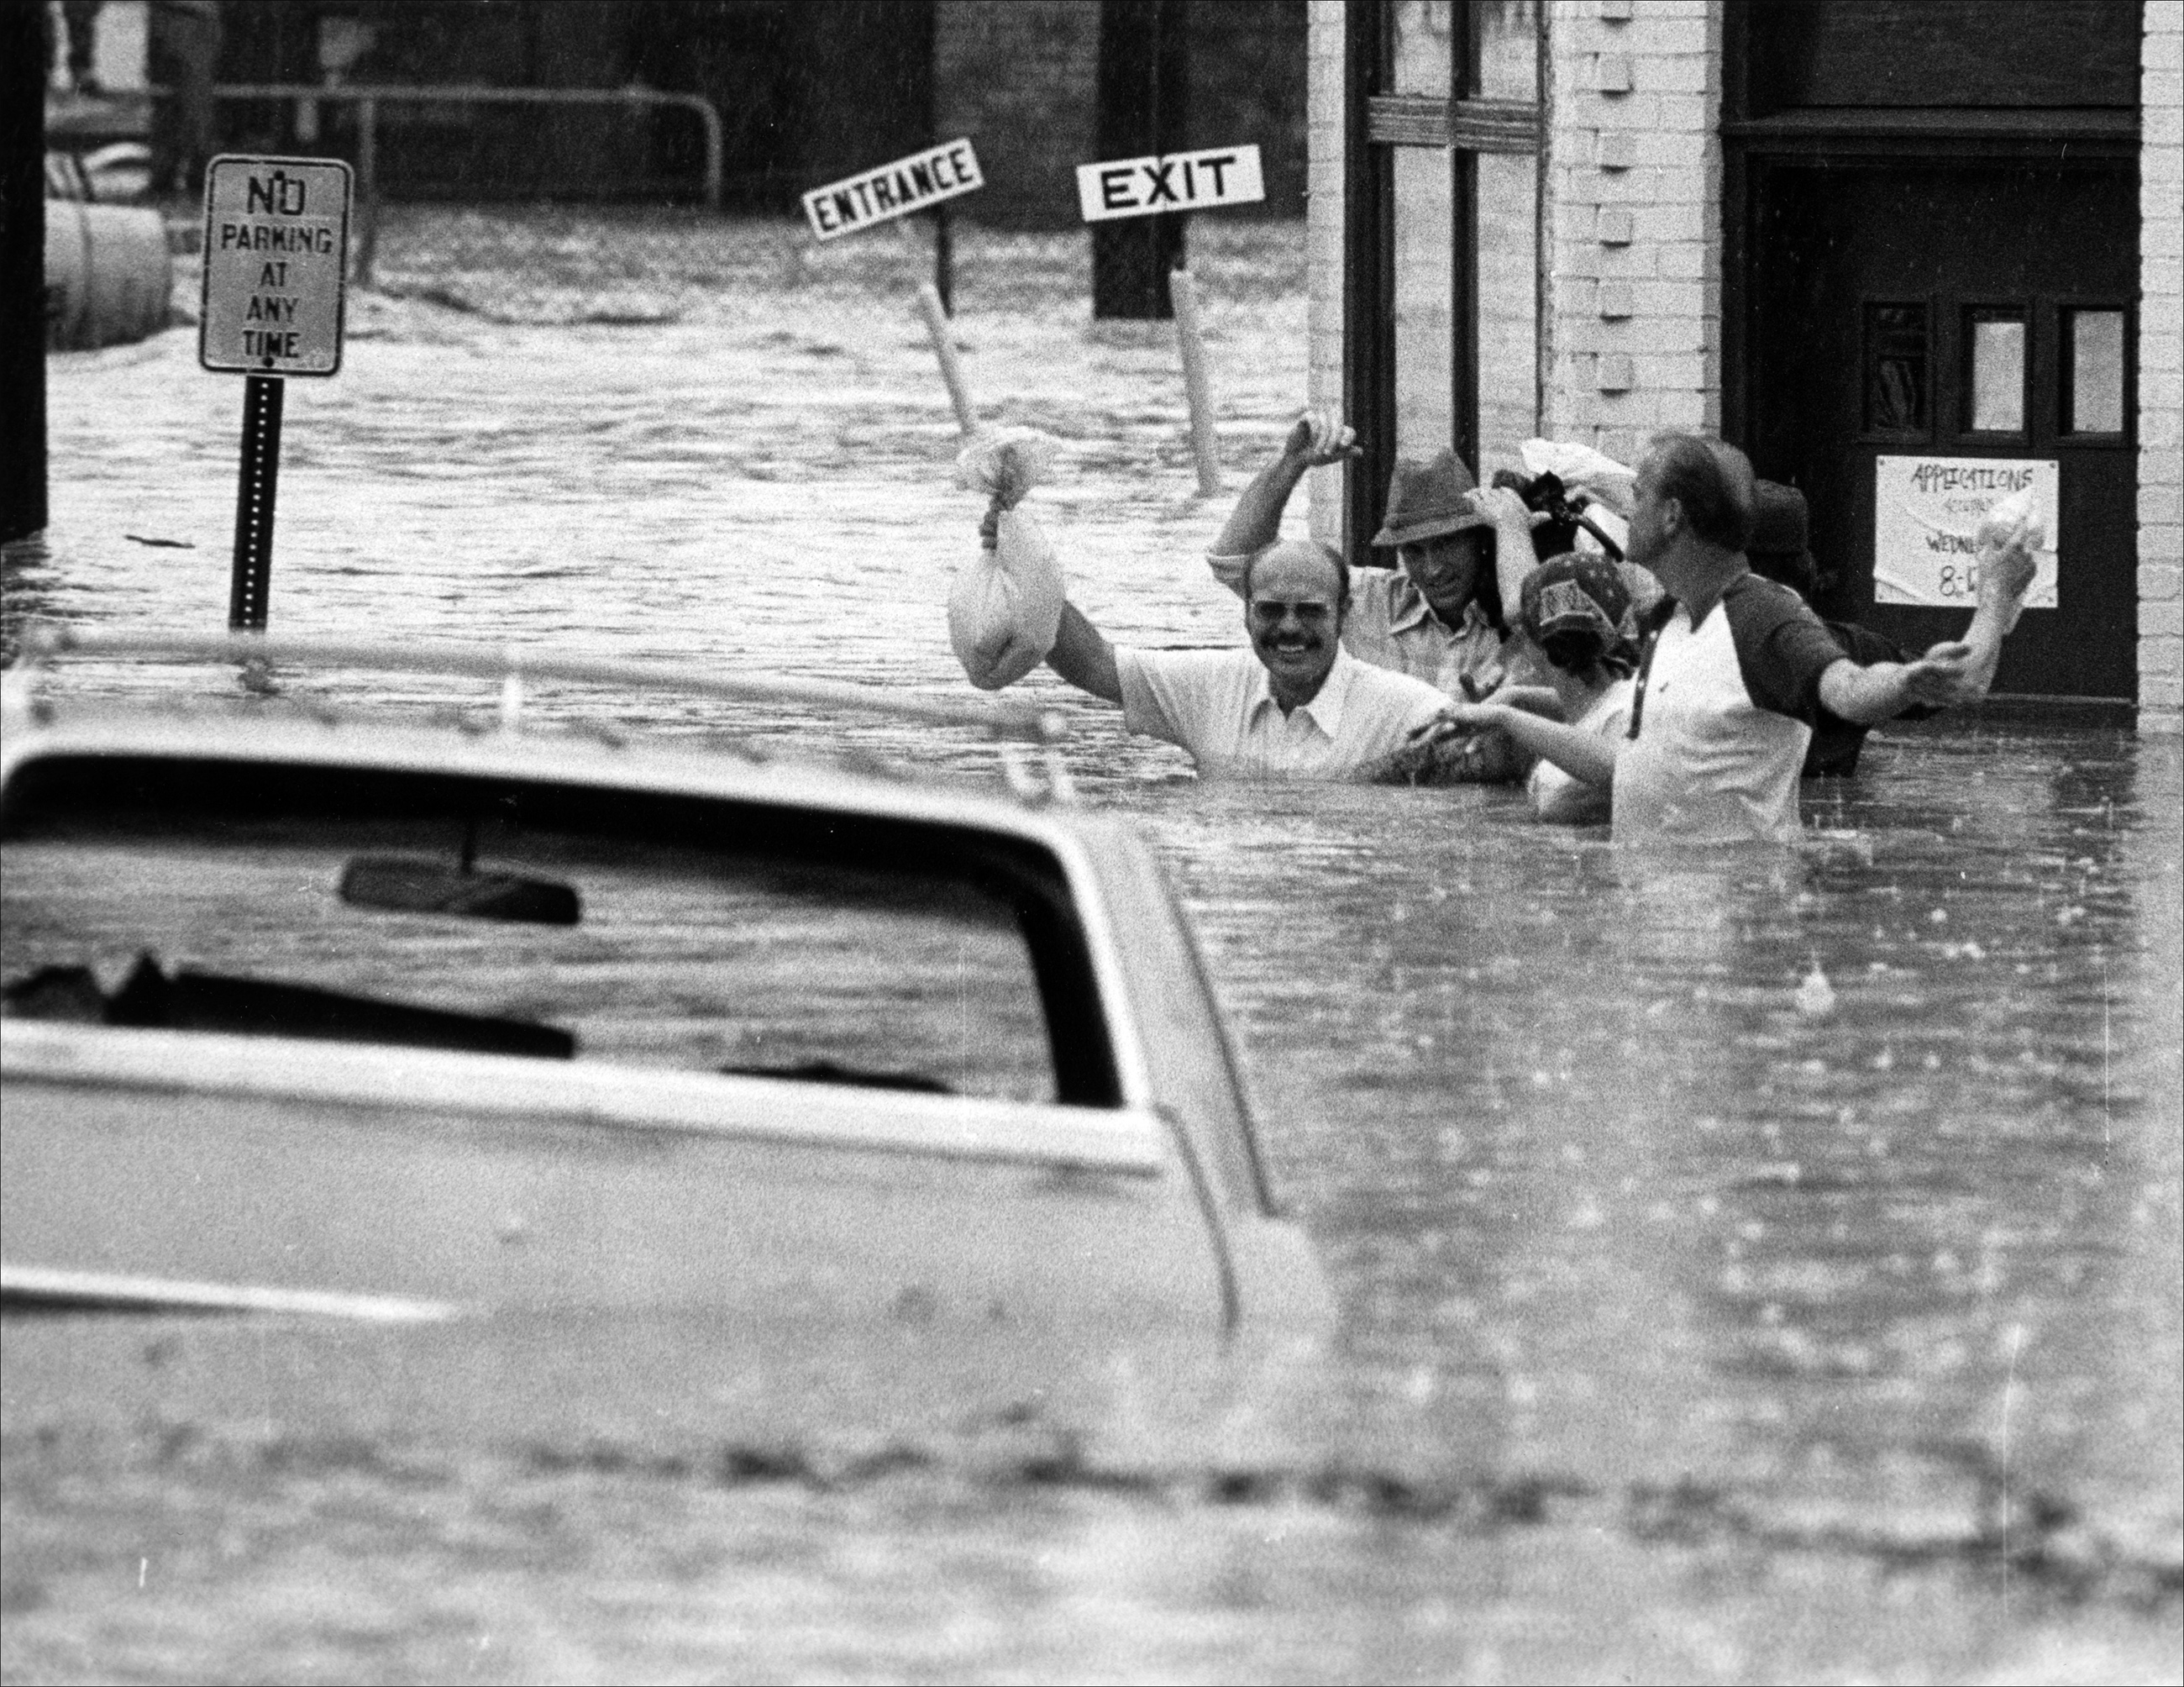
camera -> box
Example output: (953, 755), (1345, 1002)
(1491, 469), (1625, 564)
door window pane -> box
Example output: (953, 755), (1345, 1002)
(1392, 145), (1455, 459)
(1862, 302), (1927, 434)
(1476, 150), (1538, 470)
(1389, 0), (1453, 95)
(1966, 312), (2025, 433)
(1473, 0), (1538, 99)
(2066, 309), (2125, 434)
(1473, 0), (1541, 470)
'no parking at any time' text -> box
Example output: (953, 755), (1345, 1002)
(200, 156), (352, 377)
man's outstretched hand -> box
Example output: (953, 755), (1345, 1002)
(1903, 642), (1978, 707)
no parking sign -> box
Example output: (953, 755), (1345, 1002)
(200, 155), (351, 376)
(199, 155), (351, 629)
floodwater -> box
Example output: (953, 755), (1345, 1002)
(4, 211), (2180, 1683)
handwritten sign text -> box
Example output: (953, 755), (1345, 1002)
(1873, 455), (2058, 609)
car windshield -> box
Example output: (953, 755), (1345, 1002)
(1, 756), (1116, 1107)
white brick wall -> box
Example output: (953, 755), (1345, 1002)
(1543, 0), (1722, 469)
(2142, 1), (2183, 732)
(1305, 0), (1347, 548)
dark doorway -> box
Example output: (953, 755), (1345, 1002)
(1745, 162), (2138, 702)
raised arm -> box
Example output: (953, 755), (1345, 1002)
(1209, 409), (1356, 595)
(1044, 601), (1123, 704)
(1952, 533), (2038, 696)
(1467, 486), (1549, 630)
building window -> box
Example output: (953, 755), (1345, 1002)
(2063, 309), (2126, 436)
(1862, 302), (1928, 435)
(1964, 308), (2027, 434)
(1472, 3), (1540, 471)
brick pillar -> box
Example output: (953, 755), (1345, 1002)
(1542, 0), (1722, 471)
(2140, 1), (2183, 733)
(1305, 0), (1347, 548)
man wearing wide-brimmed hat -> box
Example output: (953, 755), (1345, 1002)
(1208, 410), (1549, 707)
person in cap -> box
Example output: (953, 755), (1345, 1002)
(1744, 481), (2034, 776)
(1040, 538), (1455, 780)
(1420, 554), (1643, 823)
(1205, 412), (1551, 740)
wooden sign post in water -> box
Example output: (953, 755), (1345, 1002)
(801, 140), (987, 437)
(1075, 145), (1263, 495)
(199, 155), (351, 630)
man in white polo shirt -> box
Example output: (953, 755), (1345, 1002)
(1614, 434), (1978, 844)
(1042, 539), (1452, 780)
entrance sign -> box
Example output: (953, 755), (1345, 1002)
(803, 141), (984, 240)
(199, 155), (352, 376)
(1873, 455), (2058, 610)
(1076, 145), (1264, 223)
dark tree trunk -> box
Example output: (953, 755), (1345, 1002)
(1, 0), (48, 545)
(1092, 0), (1189, 320)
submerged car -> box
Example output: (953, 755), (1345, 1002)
(1, 628), (1331, 1449)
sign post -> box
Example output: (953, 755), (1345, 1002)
(199, 155), (351, 630)
(1076, 145), (1263, 494)
(802, 142), (985, 435)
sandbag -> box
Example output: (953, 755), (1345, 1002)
(949, 430), (1065, 691)
(45, 200), (172, 351)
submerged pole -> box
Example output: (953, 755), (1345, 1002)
(228, 375), (285, 629)
(1169, 268), (1220, 495)
(915, 283), (979, 438)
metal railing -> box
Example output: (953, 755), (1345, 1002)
(207, 83), (724, 213)
(182, 81), (725, 285)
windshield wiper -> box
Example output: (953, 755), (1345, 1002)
(29, 954), (579, 1060)
(717, 1059), (951, 1094)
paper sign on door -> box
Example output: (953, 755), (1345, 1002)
(1873, 456), (2057, 609)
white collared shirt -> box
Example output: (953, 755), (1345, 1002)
(1114, 644), (1448, 779)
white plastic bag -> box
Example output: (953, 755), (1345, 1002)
(949, 430), (1065, 691)
(1976, 486), (2045, 553)
(1520, 438), (1635, 494)
(1974, 486), (2045, 633)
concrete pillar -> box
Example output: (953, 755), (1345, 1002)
(2139, 0), (2183, 733)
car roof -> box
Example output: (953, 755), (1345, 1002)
(1, 627), (1097, 851)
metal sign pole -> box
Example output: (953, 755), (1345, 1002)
(934, 203), (953, 316)
(228, 373), (285, 630)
